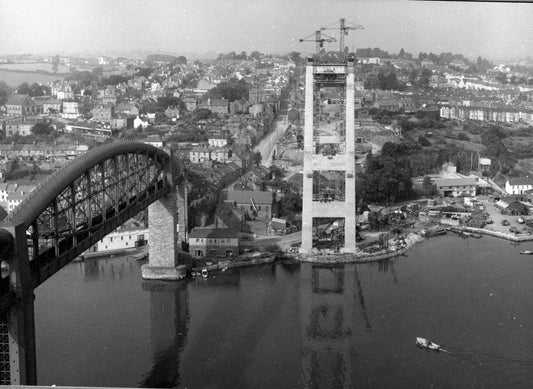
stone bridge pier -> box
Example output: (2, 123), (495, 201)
(142, 176), (189, 281)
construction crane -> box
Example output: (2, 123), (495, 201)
(299, 30), (336, 56)
(321, 18), (364, 61)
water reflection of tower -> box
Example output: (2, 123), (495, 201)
(139, 281), (189, 388)
(301, 264), (359, 388)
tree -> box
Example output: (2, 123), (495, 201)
(418, 135), (431, 146)
(135, 67), (153, 78)
(30, 83), (49, 97)
(52, 55), (60, 73)
(193, 108), (213, 121)
(157, 96), (184, 111)
(0, 80), (11, 106)
(207, 77), (249, 102)
(398, 48), (405, 59)
(418, 68), (432, 90)
(236, 51), (247, 60)
(16, 82), (33, 95)
(422, 176), (436, 196)
(377, 71), (400, 90)
(250, 51), (262, 61)
(31, 122), (54, 136)
(269, 165), (285, 179)
(92, 66), (103, 78)
(101, 74), (130, 85)
(408, 69), (418, 86)
(253, 152), (262, 166)
(287, 51), (301, 64)
(364, 73), (379, 90)
(494, 71), (508, 84)
(278, 191), (302, 219)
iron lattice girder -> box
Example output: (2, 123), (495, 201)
(0, 142), (181, 300)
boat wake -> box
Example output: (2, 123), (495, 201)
(441, 345), (533, 367)
(417, 338), (533, 367)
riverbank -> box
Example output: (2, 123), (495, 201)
(287, 220), (533, 265)
(191, 252), (277, 275)
(278, 232), (424, 264)
(79, 246), (148, 260)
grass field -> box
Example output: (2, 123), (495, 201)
(0, 62), (70, 73)
(0, 69), (64, 87)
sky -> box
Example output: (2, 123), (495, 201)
(1, 0), (533, 60)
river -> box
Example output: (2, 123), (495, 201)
(34, 235), (533, 388)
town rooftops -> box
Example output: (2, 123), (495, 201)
(189, 227), (239, 239)
(222, 189), (273, 205)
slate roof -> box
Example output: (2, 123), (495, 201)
(434, 177), (477, 187)
(222, 189), (272, 205)
(5, 94), (34, 106)
(508, 178), (533, 186)
(189, 227), (239, 239)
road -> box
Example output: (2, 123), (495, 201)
(253, 115), (288, 167)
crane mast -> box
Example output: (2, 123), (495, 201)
(321, 18), (364, 61)
(299, 30), (336, 56)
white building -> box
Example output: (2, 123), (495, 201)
(208, 138), (228, 148)
(85, 227), (149, 253)
(505, 178), (533, 195)
(133, 116), (150, 129)
(62, 101), (80, 119)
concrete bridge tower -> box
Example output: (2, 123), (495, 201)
(301, 57), (356, 254)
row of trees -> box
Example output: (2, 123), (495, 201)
(16, 82), (51, 97)
(362, 67), (432, 91)
(355, 48), (494, 71)
(207, 77), (249, 102)
(364, 70), (403, 91)
(145, 54), (187, 65)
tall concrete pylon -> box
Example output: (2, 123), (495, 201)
(301, 57), (356, 254)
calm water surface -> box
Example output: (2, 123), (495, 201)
(34, 235), (533, 388)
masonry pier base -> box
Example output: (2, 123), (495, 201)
(142, 190), (188, 281)
(141, 264), (187, 281)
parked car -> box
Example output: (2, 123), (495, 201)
(502, 219), (510, 226)
(510, 227), (518, 233)
(517, 217), (525, 224)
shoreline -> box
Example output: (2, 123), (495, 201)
(284, 232), (424, 264)
(75, 223), (533, 268)
(285, 223), (533, 265)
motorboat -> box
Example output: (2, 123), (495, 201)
(519, 250), (533, 255)
(416, 337), (441, 351)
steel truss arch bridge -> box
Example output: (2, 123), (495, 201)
(0, 141), (184, 385)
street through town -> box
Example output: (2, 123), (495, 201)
(253, 115), (288, 167)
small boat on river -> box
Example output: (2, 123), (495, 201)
(519, 250), (533, 255)
(416, 337), (444, 351)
